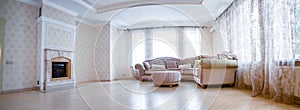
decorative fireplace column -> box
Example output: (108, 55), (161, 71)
(37, 16), (76, 92)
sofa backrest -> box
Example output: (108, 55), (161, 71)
(144, 57), (180, 64)
(143, 57), (180, 69)
(141, 55), (238, 69)
(143, 56), (204, 69)
(180, 56), (198, 67)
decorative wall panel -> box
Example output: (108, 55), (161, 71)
(46, 23), (75, 51)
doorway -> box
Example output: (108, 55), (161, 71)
(0, 19), (5, 91)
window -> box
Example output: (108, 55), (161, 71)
(132, 30), (145, 65)
(152, 28), (178, 58)
(152, 39), (178, 58)
(295, 0), (300, 58)
(131, 27), (202, 65)
(183, 28), (201, 58)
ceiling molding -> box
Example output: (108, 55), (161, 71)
(43, 0), (79, 16)
(71, 0), (96, 12)
(75, 18), (105, 27)
(17, 0), (42, 7)
(95, 0), (203, 13)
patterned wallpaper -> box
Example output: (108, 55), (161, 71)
(42, 5), (76, 25)
(76, 23), (134, 82)
(0, 0), (38, 91)
(95, 23), (111, 80)
(46, 24), (75, 51)
(75, 23), (99, 83)
(111, 25), (133, 79)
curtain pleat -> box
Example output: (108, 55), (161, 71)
(214, 0), (296, 104)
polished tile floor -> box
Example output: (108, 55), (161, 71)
(0, 80), (299, 110)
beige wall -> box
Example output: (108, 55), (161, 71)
(76, 23), (130, 82)
(75, 23), (101, 83)
(0, 0), (38, 91)
(95, 23), (111, 81)
(42, 5), (76, 25)
(111, 25), (133, 79)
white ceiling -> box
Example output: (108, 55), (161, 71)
(44, 0), (234, 28)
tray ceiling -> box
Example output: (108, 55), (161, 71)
(23, 0), (235, 28)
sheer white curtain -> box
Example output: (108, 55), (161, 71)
(152, 28), (179, 58)
(214, 0), (296, 104)
(183, 28), (201, 58)
(131, 30), (145, 65)
(131, 27), (202, 65)
(260, 0), (295, 103)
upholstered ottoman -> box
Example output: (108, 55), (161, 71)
(151, 71), (181, 87)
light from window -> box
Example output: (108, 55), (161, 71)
(152, 38), (178, 58)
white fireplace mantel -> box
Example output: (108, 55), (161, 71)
(37, 16), (77, 92)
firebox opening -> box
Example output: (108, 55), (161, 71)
(52, 62), (67, 78)
(50, 57), (71, 81)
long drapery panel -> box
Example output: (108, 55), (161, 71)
(214, 0), (296, 104)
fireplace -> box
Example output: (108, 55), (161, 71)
(51, 57), (71, 81)
(37, 16), (76, 92)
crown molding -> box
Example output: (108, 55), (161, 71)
(17, 0), (42, 7)
(75, 18), (105, 27)
(43, 0), (78, 16)
(71, 0), (96, 12)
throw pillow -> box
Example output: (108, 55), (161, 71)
(165, 61), (177, 69)
(143, 62), (151, 70)
(217, 54), (227, 59)
(178, 64), (191, 69)
(151, 64), (166, 70)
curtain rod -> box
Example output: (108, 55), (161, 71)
(123, 26), (208, 31)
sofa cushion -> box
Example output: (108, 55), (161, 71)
(217, 54), (228, 59)
(165, 61), (177, 68)
(221, 52), (238, 60)
(144, 70), (151, 75)
(151, 64), (166, 70)
(178, 64), (191, 69)
(149, 59), (165, 65)
(143, 62), (151, 70)
(180, 57), (198, 67)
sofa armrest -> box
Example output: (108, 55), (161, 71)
(135, 64), (145, 80)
